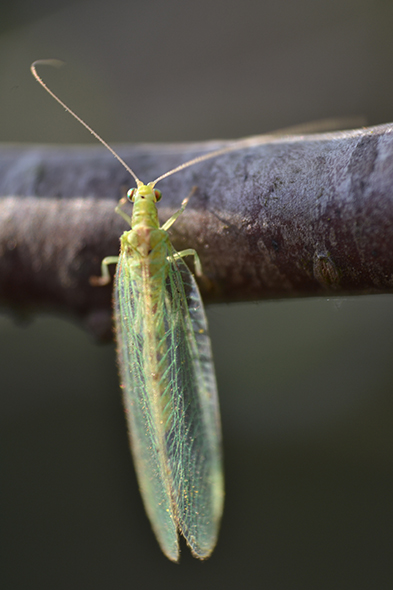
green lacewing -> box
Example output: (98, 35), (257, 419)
(95, 188), (224, 562)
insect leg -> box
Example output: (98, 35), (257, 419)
(115, 196), (132, 225)
(172, 248), (202, 277)
(161, 186), (197, 231)
(90, 256), (119, 286)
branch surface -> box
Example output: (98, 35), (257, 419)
(1, 124), (393, 338)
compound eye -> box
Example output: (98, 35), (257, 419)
(127, 188), (136, 202)
(154, 189), (162, 202)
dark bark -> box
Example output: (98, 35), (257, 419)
(1, 123), (393, 338)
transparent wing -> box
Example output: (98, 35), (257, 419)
(115, 249), (178, 561)
(114, 244), (223, 561)
(164, 251), (224, 558)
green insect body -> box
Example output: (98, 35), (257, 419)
(103, 183), (223, 561)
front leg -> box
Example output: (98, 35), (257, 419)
(90, 256), (119, 286)
(115, 196), (132, 226)
(161, 186), (197, 231)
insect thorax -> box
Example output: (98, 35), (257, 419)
(121, 228), (171, 278)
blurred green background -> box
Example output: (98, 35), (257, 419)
(1, 1), (393, 588)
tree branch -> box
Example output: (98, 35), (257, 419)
(1, 124), (393, 338)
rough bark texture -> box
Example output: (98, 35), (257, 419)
(1, 124), (392, 338)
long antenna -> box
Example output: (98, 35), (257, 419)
(31, 60), (277, 191)
(149, 116), (366, 187)
(31, 60), (142, 187)
(149, 134), (276, 187)
(31, 61), (358, 191)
